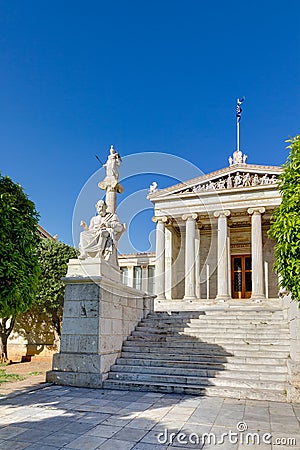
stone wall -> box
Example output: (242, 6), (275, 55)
(8, 308), (55, 362)
(47, 276), (154, 387)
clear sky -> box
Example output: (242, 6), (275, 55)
(1, 1), (299, 252)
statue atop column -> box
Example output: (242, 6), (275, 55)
(78, 145), (125, 266)
(101, 145), (121, 188)
(98, 145), (124, 214)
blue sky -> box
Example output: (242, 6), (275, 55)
(0, 1), (299, 252)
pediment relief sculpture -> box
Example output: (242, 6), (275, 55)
(178, 172), (278, 194)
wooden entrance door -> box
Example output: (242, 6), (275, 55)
(231, 255), (252, 299)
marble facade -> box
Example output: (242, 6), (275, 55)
(148, 151), (282, 303)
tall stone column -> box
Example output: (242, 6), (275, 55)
(248, 207), (265, 300)
(214, 210), (231, 301)
(182, 214), (198, 300)
(165, 225), (173, 300)
(127, 265), (134, 288)
(141, 265), (148, 293)
(195, 230), (201, 299)
(105, 187), (117, 214)
(153, 216), (168, 300)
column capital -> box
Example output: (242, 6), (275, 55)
(152, 215), (168, 223)
(141, 264), (148, 270)
(247, 207), (265, 215)
(182, 213), (198, 221)
(214, 210), (231, 218)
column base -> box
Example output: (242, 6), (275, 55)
(250, 294), (266, 302)
(215, 295), (231, 302)
(184, 296), (197, 302)
(156, 295), (166, 301)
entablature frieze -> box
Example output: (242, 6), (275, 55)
(230, 242), (251, 249)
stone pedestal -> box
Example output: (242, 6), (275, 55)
(47, 259), (154, 388)
(66, 257), (121, 282)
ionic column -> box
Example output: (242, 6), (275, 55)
(127, 265), (134, 288)
(214, 210), (231, 301)
(248, 207), (265, 300)
(182, 213), (198, 300)
(195, 232), (201, 299)
(153, 216), (168, 300)
(195, 223), (202, 299)
(165, 226), (173, 300)
(141, 265), (148, 293)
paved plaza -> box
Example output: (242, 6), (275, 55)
(0, 385), (299, 449)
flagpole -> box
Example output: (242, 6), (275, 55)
(237, 118), (240, 151)
(236, 97), (244, 151)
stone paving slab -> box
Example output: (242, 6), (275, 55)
(0, 385), (299, 449)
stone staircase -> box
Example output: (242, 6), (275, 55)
(103, 307), (290, 401)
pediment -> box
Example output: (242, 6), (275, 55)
(149, 164), (282, 199)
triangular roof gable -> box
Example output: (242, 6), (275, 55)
(149, 164), (282, 199)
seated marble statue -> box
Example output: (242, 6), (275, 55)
(79, 200), (124, 261)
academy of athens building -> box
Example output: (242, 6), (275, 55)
(119, 149), (282, 304)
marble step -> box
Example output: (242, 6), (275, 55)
(122, 345), (289, 357)
(141, 316), (287, 323)
(120, 352), (287, 365)
(116, 357), (287, 372)
(147, 310), (284, 317)
(103, 308), (289, 402)
(126, 335), (290, 351)
(107, 371), (286, 391)
(102, 379), (286, 402)
(110, 364), (287, 381)
(145, 316), (285, 323)
(139, 320), (287, 327)
(132, 329), (290, 338)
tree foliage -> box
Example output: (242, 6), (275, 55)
(0, 174), (40, 359)
(268, 135), (300, 301)
(35, 238), (77, 345)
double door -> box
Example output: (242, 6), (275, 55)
(231, 255), (252, 299)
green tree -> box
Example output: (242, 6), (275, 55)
(268, 135), (300, 301)
(36, 238), (77, 349)
(0, 175), (40, 361)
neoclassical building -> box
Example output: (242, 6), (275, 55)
(147, 150), (282, 303)
(118, 252), (155, 294)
